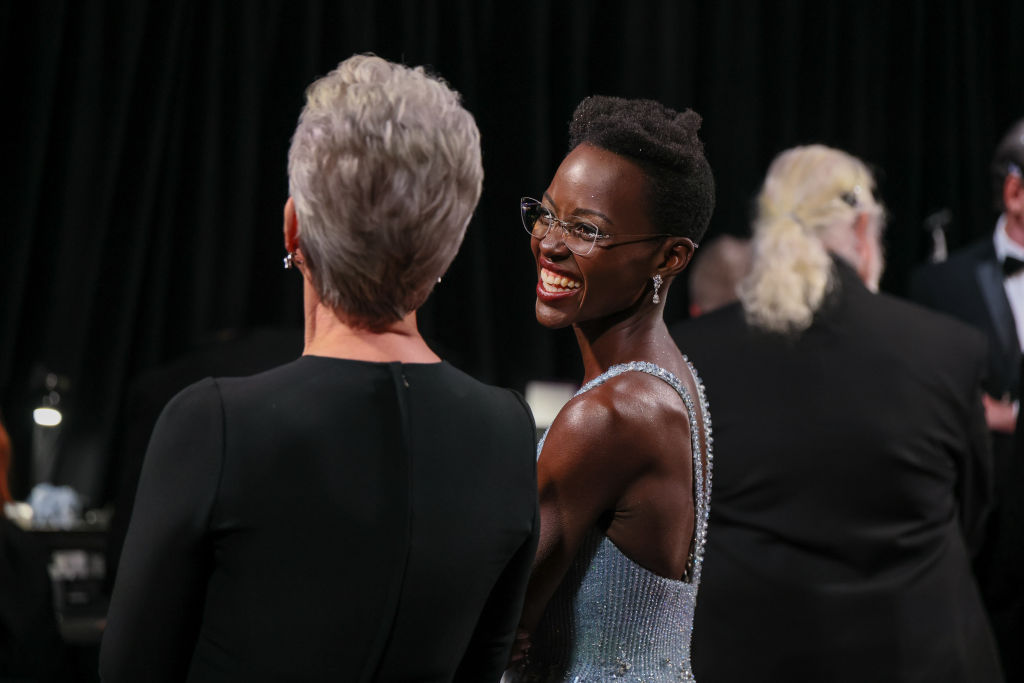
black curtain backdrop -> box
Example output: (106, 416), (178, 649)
(3, 0), (1023, 502)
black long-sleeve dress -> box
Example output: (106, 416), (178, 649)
(100, 356), (539, 683)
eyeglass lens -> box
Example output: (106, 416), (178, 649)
(520, 199), (600, 256)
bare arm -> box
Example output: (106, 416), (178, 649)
(516, 390), (639, 637)
(515, 370), (695, 640)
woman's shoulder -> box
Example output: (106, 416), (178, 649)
(548, 370), (691, 462)
(586, 364), (693, 419)
(159, 376), (223, 422)
(156, 363), (301, 432)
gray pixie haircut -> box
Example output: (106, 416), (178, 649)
(287, 54), (483, 330)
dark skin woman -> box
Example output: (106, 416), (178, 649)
(510, 96), (714, 681)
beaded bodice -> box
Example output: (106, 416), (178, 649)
(515, 360), (713, 683)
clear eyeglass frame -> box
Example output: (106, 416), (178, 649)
(520, 197), (696, 256)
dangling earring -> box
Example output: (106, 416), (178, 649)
(651, 274), (663, 304)
(283, 252), (296, 269)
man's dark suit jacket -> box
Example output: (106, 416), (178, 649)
(911, 239), (1024, 681)
(671, 259), (1002, 682)
(910, 239), (1020, 400)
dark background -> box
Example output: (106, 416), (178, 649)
(3, 0), (1024, 504)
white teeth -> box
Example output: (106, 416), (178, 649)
(540, 268), (580, 292)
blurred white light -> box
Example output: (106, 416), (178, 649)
(525, 380), (577, 431)
(33, 407), (63, 427)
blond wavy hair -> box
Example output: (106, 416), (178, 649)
(288, 55), (483, 330)
(739, 145), (885, 334)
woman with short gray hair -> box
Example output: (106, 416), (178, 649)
(101, 54), (539, 682)
(287, 54), (485, 329)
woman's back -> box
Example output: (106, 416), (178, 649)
(102, 356), (538, 682)
(512, 361), (711, 682)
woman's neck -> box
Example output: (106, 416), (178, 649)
(301, 284), (440, 364)
(573, 309), (678, 382)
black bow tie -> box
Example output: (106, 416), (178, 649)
(1003, 256), (1024, 278)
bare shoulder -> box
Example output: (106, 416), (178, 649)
(540, 371), (691, 479)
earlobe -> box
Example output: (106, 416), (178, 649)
(283, 197), (300, 253)
(853, 213), (871, 248)
(852, 213), (881, 289)
(1005, 174), (1024, 214)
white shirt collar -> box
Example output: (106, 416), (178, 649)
(993, 213), (1024, 261)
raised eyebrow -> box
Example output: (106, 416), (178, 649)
(541, 192), (614, 226)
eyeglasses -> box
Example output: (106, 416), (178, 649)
(520, 197), (692, 257)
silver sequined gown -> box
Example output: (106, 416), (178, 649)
(511, 360), (713, 683)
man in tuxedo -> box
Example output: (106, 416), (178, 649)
(910, 118), (1024, 433)
(910, 118), (1024, 681)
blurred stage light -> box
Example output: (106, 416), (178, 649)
(33, 407), (63, 427)
(33, 373), (66, 428)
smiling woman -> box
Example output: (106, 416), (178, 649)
(528, 142), (702, 332)
(505, 96), (715, 682)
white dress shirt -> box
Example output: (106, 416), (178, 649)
(993, 213), (1024, 351)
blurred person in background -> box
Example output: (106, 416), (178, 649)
(910, 118), (1024, 680)
(100, 54), (538, 682)
(672, 145), (1002, 682)
(686, 234), (752, 317)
